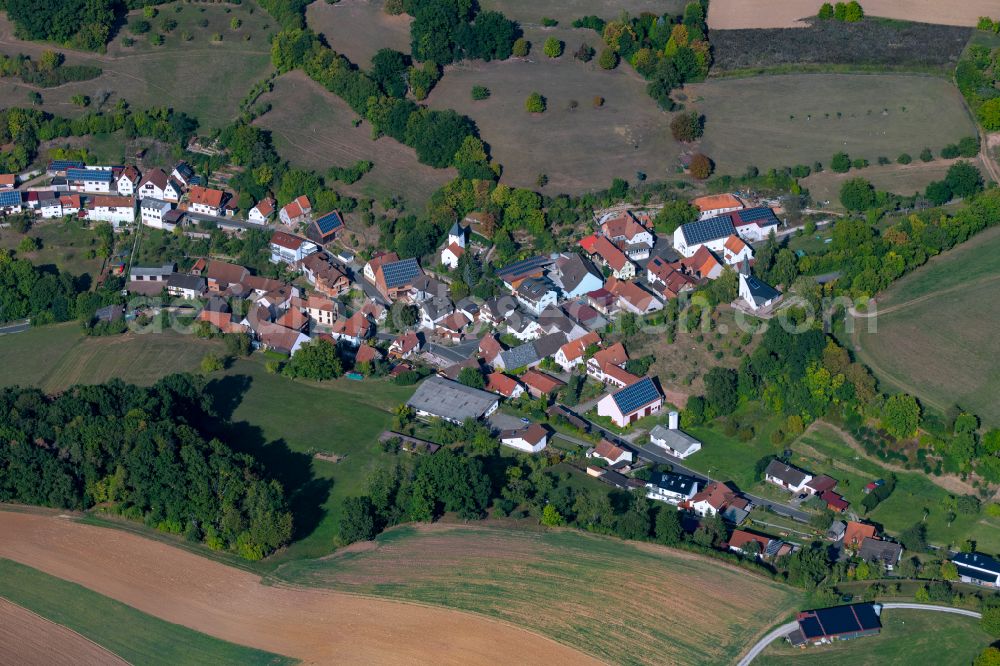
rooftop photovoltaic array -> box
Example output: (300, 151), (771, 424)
(49, 160), (84, 170)
(497, 255), (550, 279)
(680, 215), (736, 245)
(736, 207), (778, 225)
(612, 377), (660, 413)
(67, 169), (114, 182)
(314, 211), (343, 235)
(0, 190), (23, 206)
(382, 257), (421, 288)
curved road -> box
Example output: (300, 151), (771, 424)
(736, 603), (982, 666)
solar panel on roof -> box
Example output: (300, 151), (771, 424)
(382, 258), (420, 288)
(0, 190), (22, 206)
(612, 377), (660, 414)
(50, 160), (84, 170)
(736, 207), (778, 225)
(67, 169), (113, 182)
(497, 255), (549, 278)
(314, 211), (343, 235)
(681, 216), (736, 245)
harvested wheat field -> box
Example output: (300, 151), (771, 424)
(278, 523), (804, 665)
(0, 511), (592, 666)
(708, 0), (995, 29)
(0, 598), (128, 666)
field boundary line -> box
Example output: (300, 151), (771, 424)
(0, 594), (133, 665)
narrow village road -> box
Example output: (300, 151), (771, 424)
(736, 603), (983, 665)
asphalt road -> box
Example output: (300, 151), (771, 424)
(0, 320), (30, 336)
(736, 603), (982, 666)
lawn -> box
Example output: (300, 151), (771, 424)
(427, 28), (681, 194)
(688, 73), (976, 175)
(793, 425), (1000, 552)
(682, 403), (787, 489)
(854, 225), (1000, 425)
(275, 522), (804, 666)
(306, 0), (412, 66)
(757, 608), (993, 665)
(478, 0), (687, 25)
(0, 558), (295, 666)
(254, 71), (454, 209)
(0, 2), (274, 130)
(0, 218), (106, 278)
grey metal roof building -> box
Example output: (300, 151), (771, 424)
(742, 273), (781, 307)
(649, 424), (702, 458)
(406, 375), (499, 424)
(130, 264), (175, 278)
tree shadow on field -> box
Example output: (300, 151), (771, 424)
(204, 374), (333, 541)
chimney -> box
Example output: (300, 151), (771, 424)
(668, 411), (679, 430)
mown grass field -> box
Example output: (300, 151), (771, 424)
(0, 558), (296, 665)
(855, 225), (1000, 425)
(427, 27), (680, 194)
(758, 608), (992, 665)
(0, 324), (416, 563)
(306, 0), (412, 66)
(0, 1), (274, 129)
(276, 522), (804, 665)
(479, 0), (687, 25)
(255, 71), (454, 208)
(0, 218), (106, 278)
(689, 73), (976, 175)
(801, 158), (978, 208)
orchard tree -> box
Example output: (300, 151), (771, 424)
(543, 37), (563, 57)
(525, 92), (546, 113)
(831, 152), (851, 173)
(598, 47), (619, 69)
(944, 161), (984, 199)
(512, 37), (530, 57)
(670, 111), (704, 142)
(689, 153), (713, 179)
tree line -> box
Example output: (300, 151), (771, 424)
(0, 375), (293, 560)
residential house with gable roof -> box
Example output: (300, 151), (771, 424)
(516, 277), (559, 315)
(116, 166), (141, 196)
(67, 167), (113, 193)
(137, 168), (170, 200)
(301, 253), (350, 297)
(951, 552), (1000, 587)
(307, 210), (344, 245)
(727, 529), (792, 560)
(554, 330), (601, 371)
(605, 277), (663, 315)
(389, 331), (423, 359)
(500, 424), (549, 453)
(588, 439), (634, 465)
(188, 186), (227, 216)
(765, 460), (814, 494)
(249, 198), (275, 225)
(645, 471), (699, 505)
(374, 257), (423, 301)
(89, 195), (135, 226)
(279, 195), (312, 226)
(485, 372), (525, 399)
(552, 252), (603, 298)
(692, 193), (743, 220)
(520, 369), (565, 399)
(269, 231), (319, 265)
(597, 377), (663, 427)
(581, 234), (635, 280)
(691, 481), (751, 521)
(600, 211), (654, 259)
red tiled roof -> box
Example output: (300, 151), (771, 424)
(270, 230), (306, 250)
(724, 235), (748, 254)
(438, 312), (470, 332)
(92, 195), (134, 208)
(601, 212), (650, 242)
(602, 363), (641, 387)
(119, 165), (140, 184)
(605, 277), (657, 311)
(281, 195), (312, 220)
(578, 233), (599, 253)
(332, 311), (370, 338)
(306, 294), (336, 312)
(139, 168), (168, 190)
(692, 193), (742, 213)
(485, 372), (522, 397)
(510, 423), (547, 445)
(206, 261), (249, 286)
(521, 370), (565, 394)
(189, 185), (225, 207)
(355, 345), (382, 364)
(558, 331), (601, 363)
(844, 521), (877, 547)
(727, 529), (771, 552)
(276, 308), (309, 331)
(391, 331), (420, 355)
(590, 235), (630, 271)
(443, 242), (465, 259)
(823, 491), (849, 511)
(594, 438), (627, 460)
(254, 197), (275, 216)
(478, 334), (505, 363)
(591, 342), (628, 370)
(692, 482), (740, 511)
(0, 174), (16, 187)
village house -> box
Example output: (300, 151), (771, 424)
(551, 252), (603, 298)
(605, 277), (663, 315)
(499, 423), (549, 454)
(205, 261), (250, 293)
(600, 211), (654, 259)
(484, 372), (525, 399)
(67, 167), (113, 193)
(248, 198), (275, 225)
(374, 257), (423, 301)
(436, 311), (470, 342)
(269, 231), (319, 265)
(520, 369), (565, 399)
(279, 195), (312, 226)
(597, 377), (663, 427)
(128, 264), (174, 295)
(389, 331), (423, 359)
(39, 196), (63, 219)
(166, 273), (206, 300)
(645, 472), (699, 505)
(730, 207), (781, 242)
(480, 296), (518, 328)
(406, 375), (499, 424)
(680, 246), (724, 281)
(858, 538), (904, 571)
(330, 310), (372, 347)
(554, 330), (601, 372)
(691, 481), (751, 522)
(673, 216), (753, 266)
(354, 344), (383, 367)
(419, 297), (454, 331)
(765, 460), (814, 494)
(516, 277), (559, 315)
(46, 160), (84, 177)
(506, 314), (543, 342)
(137, 169), (171, 200)
(727, 529), (792, 560)
(739, 268), (782, 312)
(496, 255), (552, 292)
(580, 234), (635, 280)
(139, 198), (173, 229)
(250, 321), (310, 356)
(588, 439), (634, 466)
(188, 186), (227, 216)
(587, 343), (639, 388)
(171, 162), (195, 188)
(722, 235), (753, 265)
(478, 334), (505, 366)
(89, 195), (135, 227)
(843, 521), (878, 549)
(197, 310), (246, 335)
(649, 412), (702, 459)
(692, 193), (744, 220)
(307, 210), (345, 245)
(59, 194), (81, 216)
(116, 166), (140, 196)
(0, 174), (17, 190)
(305, 295), (337, 327)
(301, 253), (350, 297)
(952, 552), (1000, 588)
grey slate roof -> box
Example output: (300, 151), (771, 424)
(648, 472), (698, 496)
(500, 341), (540, 370)
(130, 263), (175, 278)
(649, 425), (701, 456)
(406, 375), (498, 422)
(532, 332), (568, 359)
(858, 538), (903, 565)
(743, 273), (781, 306)
(140, 197), (171, 211)
(166, 273), (206, 292)
(765, 460), (811, 486)
(557, 253), (602, 293)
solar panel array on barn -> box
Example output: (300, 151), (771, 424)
(314, 211), (343, 235)
(612, 377), (660, 413)
(67, 169), (114, 182)
(797, 603), (881, 641)
(680, 215), (736, 245)
(0, 190), (22, 206)
(734, 207), (779, 226)
(48, 160), (84, 171)
(382, 258), (421, 288)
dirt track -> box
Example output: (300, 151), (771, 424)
(0, 511), (598, 666)
(708, 0), (994, 29)
(0, 598), (128, 666)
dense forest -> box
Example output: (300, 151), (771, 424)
(2, 0), (117, 51)
(0, 375), (293, 559)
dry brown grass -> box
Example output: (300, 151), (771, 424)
(0, 598), (128, 666)
(0, 510), (592, 666)
(708, 0), (996, 29)
(306, 0), (412, 66)
(254, 71), (454, 208)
